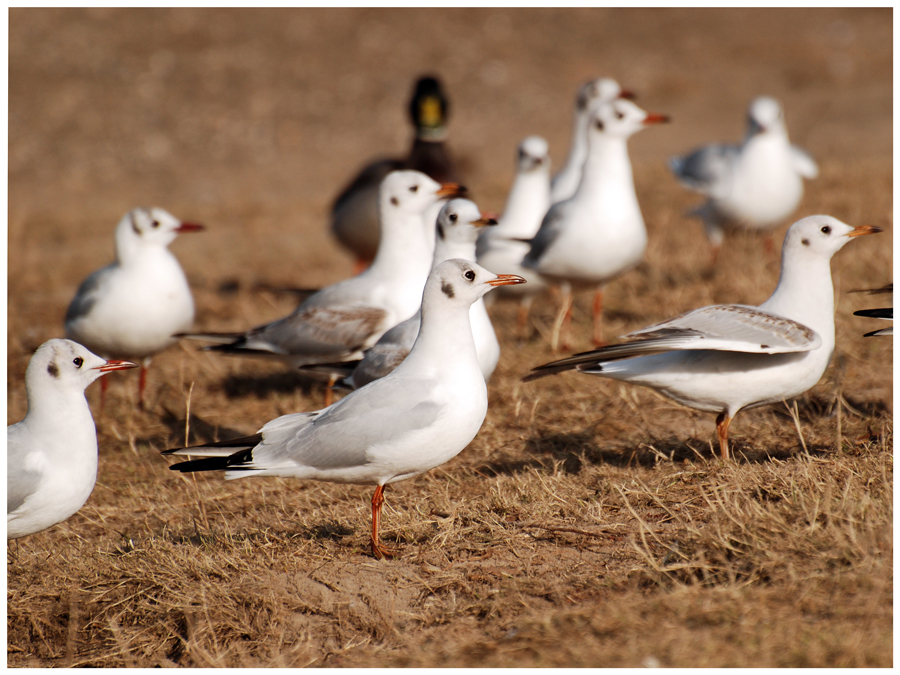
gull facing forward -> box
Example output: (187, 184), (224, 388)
(8, 340), (136, 539)
(65, 207), (203, 407)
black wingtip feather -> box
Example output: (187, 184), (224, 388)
(169, 447), (255, 473)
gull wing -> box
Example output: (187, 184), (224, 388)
(7, 425), (43, 513)
(525, 304), (820, 381)
(790, 145), (819, 179)
(669, 143), (738, 196)
(206, 303), (390, 364)
(64, 264), (115, 325)
(522, 200), (570, 268)
(166, 378), (442, 474)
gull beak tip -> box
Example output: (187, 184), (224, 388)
(848, 225), (883, 237)
(94, 359), (139, 373)
(487, 274), (527, 287)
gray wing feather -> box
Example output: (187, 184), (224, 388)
(626, 305), (821, 352)
(7, 425), (43, 513)
(252, 378), (442, 470)
(227, 304), (389, 362)
(348, 314), (421, 388)
(522, 201), (569, 268)
(790, 145), (819, 179)
(526, 305), (820, 381)
(65, 265), (115, 326)
(669, 144), (738, 195)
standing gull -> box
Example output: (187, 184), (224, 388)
(525, 215), (880, 459)
(477, 135), (552, 329)
(551, 77), (634, 204)
(165, 260), (526, 559)
(181, 171), (463, 371)
(524, 98), (669, 349)
(8, 339), (136, 539)
(670, 96), (819, 261)
(331, 75), (461, 272)
(64, 207), (203, 408)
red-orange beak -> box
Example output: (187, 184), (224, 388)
(472, 213), (499, 227)
(487, 274), (527, 287)
(847, 225), (882, 237)
(643, 113), (670, 125)
(619, 89), (636, 100)
(93, 359), (138, 373)
(437, 183), (467, 198)
(175, 222), (205, 233)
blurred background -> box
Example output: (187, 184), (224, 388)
(8, 7), (892, 352)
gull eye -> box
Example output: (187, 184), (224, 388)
(390, 196), (399, 206)
(151, 220), (160, 228)
(464, 270), (476, 281)
(820, 225), (831, 235)
(409, 185), (419, 193)
(594, 119), (604, 131)
(73, 357), (84, 368)
(615, 110), (625, 120)
(449, 213), (458, 223)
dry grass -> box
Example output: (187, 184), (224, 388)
(8, 7), (892, 668)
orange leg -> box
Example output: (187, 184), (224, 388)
(716, 412), (733, 460)
(550, 284), (573, 352)
(592, 288), (605, 347)
(324, 374), (337, 407)
(370, 485), (394, 560)
(763, 234), (776, 256)
(352, 258), (371, 276)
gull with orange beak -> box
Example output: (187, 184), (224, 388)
(65, 207), (203, 408)
(166, 260), (525, 560)
(181, 171), (466, 375)
(322, 197), (503, 391)
(8, 339), (137, 539)
(525, 216), (881, 459)
(524, 98), (670, 350)
(551, 77), (637, 204)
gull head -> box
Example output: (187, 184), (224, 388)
(517, 135), (550, 173)
(747, 96), (785, 136)
(379, 170), (465, 219)
(115, 207), (204, 254)
(589, 98), (669, 140)
(576, 77), (632, 112)
(435, 199), (497, 247)
(426, 259), (526, 309)
(25, 339), (137, 399)
(783, 215), (882, 261)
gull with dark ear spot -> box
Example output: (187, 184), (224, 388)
(331, 75), (462, 273)
(64, 207), (203, 409)
(329, 198), (501, 390)
(551, 77), (636, 204)
(8, 339), (136, 540)
(670, 96), (818, 262)
(180, 172), (465, 390)
(165, 260), (524, 560)
(524, 98), (669, 350)
(526, 216), (879, 460)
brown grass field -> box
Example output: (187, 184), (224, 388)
(7, 8), (892, 667)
